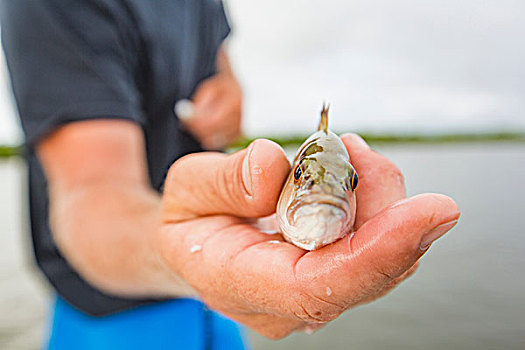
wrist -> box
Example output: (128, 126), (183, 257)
(150, 218), (200, 298)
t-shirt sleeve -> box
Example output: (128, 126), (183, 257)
(1, 0), (145, 147)
(217, 0), (232, 41)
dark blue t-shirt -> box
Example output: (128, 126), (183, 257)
(1, 0), (230, 316)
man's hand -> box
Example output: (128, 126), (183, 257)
(158, 134), (460, 339)
(180, 48), (242, 150)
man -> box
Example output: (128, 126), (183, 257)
(2, 0), (460, 349)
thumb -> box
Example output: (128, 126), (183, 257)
(162, 139), (290, 223)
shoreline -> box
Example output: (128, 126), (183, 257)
(2, 131), (525, 158)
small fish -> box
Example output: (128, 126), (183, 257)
(276, 104), (358, 250)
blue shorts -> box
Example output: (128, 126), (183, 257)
(46, 296), (249, 350)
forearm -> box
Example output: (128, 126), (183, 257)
(49, 180), (196, 298)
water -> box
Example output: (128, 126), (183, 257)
(0, 158), (49, 349)
(248, 142), (525, 349)
(1, 143), (524, 349)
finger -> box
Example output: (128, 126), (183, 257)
(186, 94), (241, 149)
(295, 193), (460, 309)
(187, 95), (239, 135)
(356, 261), (420, 306)
(200, 125), (241, 150)
(162, 139), (290, 222)
(192, 78), (222, 115)
(183, 106), (222, 139)
(340, 133), (406, 229)
(191, 108), (241, 148)
(176, 80), (221, 126)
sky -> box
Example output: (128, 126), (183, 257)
(0, 49), (21, 144)
(1, 0), (524, 144)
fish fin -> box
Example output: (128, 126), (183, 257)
(318, 103), (329, 133)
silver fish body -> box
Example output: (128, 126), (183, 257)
(276, 107), (358, 250)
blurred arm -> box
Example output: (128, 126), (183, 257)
(184, 46), (243, 150)
(216, 46), (234, 75)
(37, 119), (195, 298)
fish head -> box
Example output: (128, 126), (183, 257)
(277, 131), (358, 250)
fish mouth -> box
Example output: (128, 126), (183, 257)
(287, 194), (350, 226)
(283, 196), (351, 250)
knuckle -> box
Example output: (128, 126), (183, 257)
(164, 162), (178, 190)
(367, 152), (405, 186)
(163, 154), (195, 194)
(377, 160), (404, 185)
(166, 153), (193, 178)
(389, 166), (405, 187)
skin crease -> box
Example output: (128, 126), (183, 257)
(36, 48), (461, 339)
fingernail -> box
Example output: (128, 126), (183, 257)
(242, 144), (253, 196)
(420, 219), (458, 251)
(346, 133), (370, 149)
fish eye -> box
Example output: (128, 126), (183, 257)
(294, 164), (303, 181)
(346, 165), (358, 191)
(294, 159), (306, 182)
